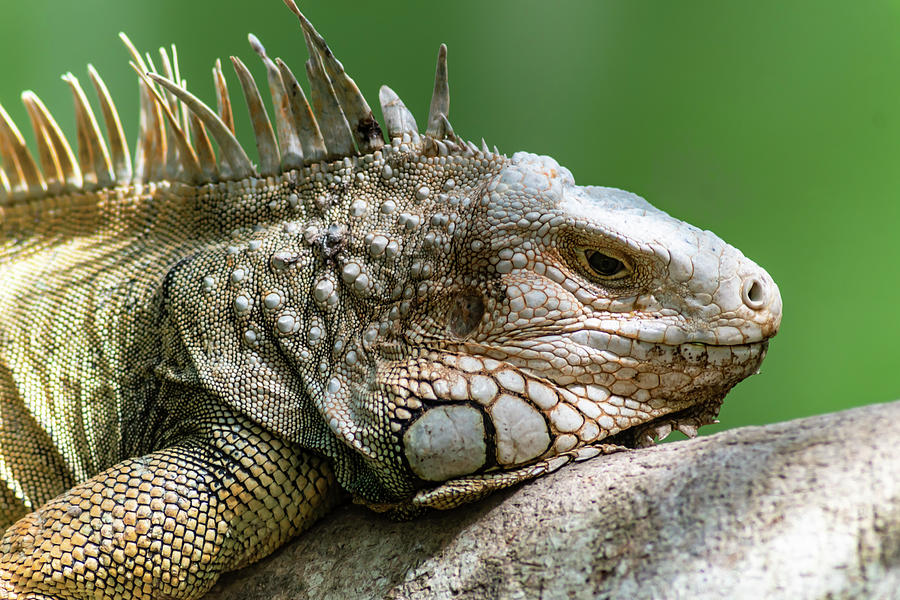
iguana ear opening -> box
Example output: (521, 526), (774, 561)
(447, 290), (485, 339)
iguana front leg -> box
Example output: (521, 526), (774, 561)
(0, 410), (339, 599)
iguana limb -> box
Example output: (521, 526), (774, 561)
(0, 406), (338, 598)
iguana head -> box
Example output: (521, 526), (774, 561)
(368, 150), (781, 501)
(0, 1), (779, 510)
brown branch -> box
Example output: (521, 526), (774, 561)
(209, 400), (900, 599)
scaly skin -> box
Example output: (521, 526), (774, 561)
(0, 4), (781, 598)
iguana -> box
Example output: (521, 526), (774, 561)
(0, 2), (782, 598)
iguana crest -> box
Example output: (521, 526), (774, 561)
(0, 1), (471, 200)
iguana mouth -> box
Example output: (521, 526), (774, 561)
(529, 339), (769, 450)
(604, 402), (723, 449)
(598, 341), (773, 448)
(564, 330), (772, 361)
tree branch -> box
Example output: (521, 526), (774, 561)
(209, 400), (900, 599)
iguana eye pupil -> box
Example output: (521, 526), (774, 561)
(585, 250), (625, 277)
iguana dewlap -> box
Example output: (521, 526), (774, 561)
(0, 1), (781, 597)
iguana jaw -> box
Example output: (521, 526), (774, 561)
(387, 334), (767, 486)
(366, 338), (766, 517)
(603, 341), (771, 448)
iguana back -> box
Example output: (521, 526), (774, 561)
(0, 178), (220, 525)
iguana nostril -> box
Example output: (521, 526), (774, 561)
(742, 277), (767, 310)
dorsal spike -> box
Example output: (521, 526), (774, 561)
(120, 32), (166, 183)
(169, 45), (189, 134)
(481, 137), (490, 154)
(157, 47), (178, 114)
(132, 65), (202, 183)
(87, 65), (132, 182)
(0, 126), (24, 198)
(426, 44), (449, 138)
(148, 72), (256, 180)
(276, 58), (327, 165)
(143, 52), (160, 82)
(0, 165), (9, 203)
(248, 34), (304, 171)
(300, 25), (355, 159)
(141, 52), (171, 181)
(378, 85), (420, 142)
(230, 55), (280, 176)
(154, 47), (186, 181)
(0, 102), (47, 197)
(179, 76), (191, 134)
(213, 59), (235, 136)
(187, 111), (219, 181)
(21, 92), (82, 190)
(283, 0), (384, 154)
(64, 81), (94, 185)
(62, 73), (114, 189)
(20, 92), (65, 193)
(438, 113), (456, 141)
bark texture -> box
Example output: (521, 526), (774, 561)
(209, 400), (900, 600)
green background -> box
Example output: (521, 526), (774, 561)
(1, 1), (897, 437)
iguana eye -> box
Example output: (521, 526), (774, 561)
(580, 249), (630, 279)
